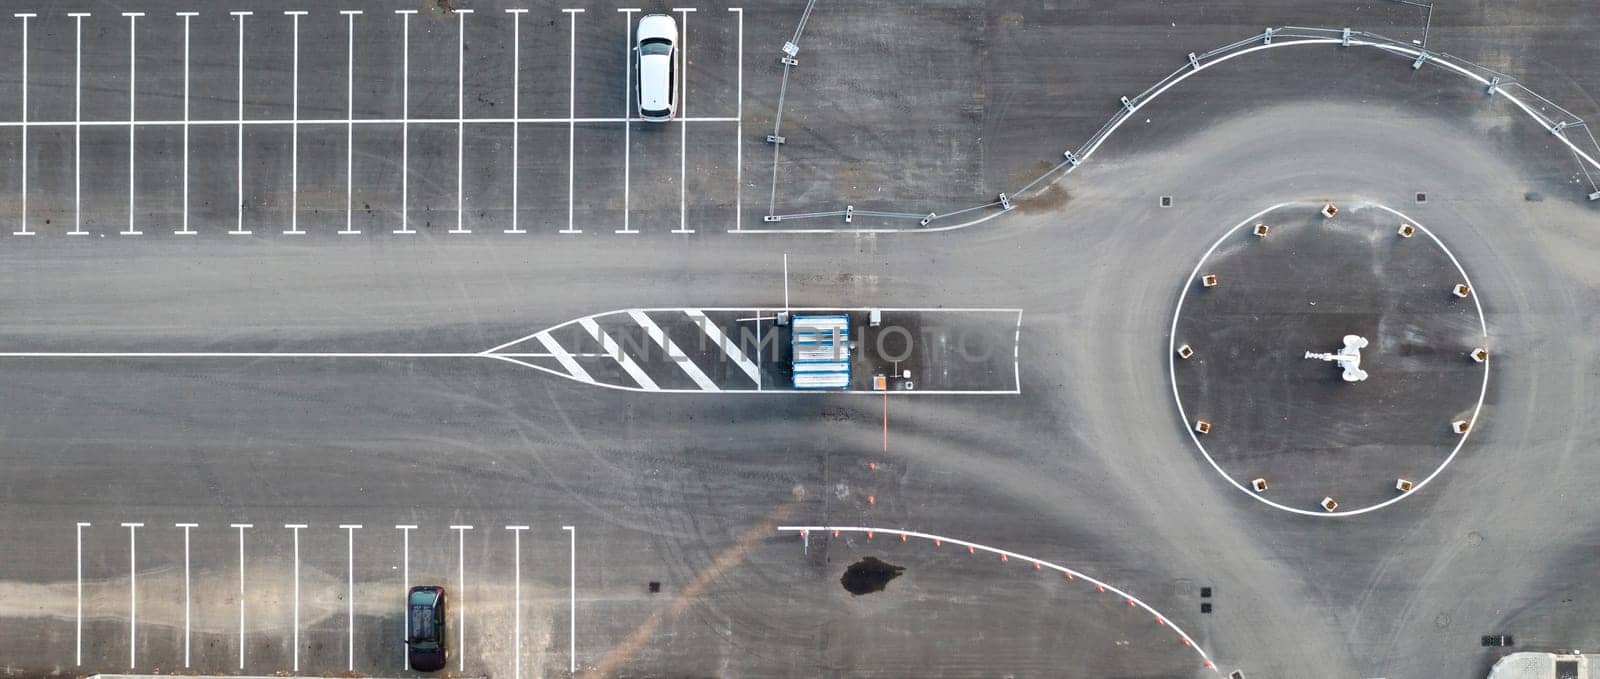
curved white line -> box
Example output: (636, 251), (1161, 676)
(747, 33), (1598, 235)
(776, 526), (1222, 674)
(1168, 202), (1489, 517)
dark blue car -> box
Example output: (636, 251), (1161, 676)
(406, 586), (447, 671)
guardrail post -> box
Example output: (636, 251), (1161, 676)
(1262, 28), (1273, 45)
(1188, 52), (1200, 69)
(1341, 27), (1351, 47)
(1485, 76), (1500, 95)
(1063, 150), (1081, 166)
(1120, 96), (1134, 112)
(1412, 52), (1428, 70)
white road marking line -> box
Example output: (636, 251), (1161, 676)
(231, 523), (251, 669)
(731, 8), (743, 233)
(76, 522), (88, 666)
(755, 310), (763, 390)
(69, 13), (89, 235)
(507, 525), (529, 679)
(579, 317), (659, 390)
(395, 10), (416, 234)
(13, 14), (32, 235)
(122, 522), (142, 668)
(630, 310), (718, 390)
(176, 523), (199, 667)
(562, 9), (583, 234)
(173, 13), (196, 235)
(564, 525), (576, 674)
(396, 524), (417, 671)
(672, 8), (696, 234)
(0, 352), (548, 359)
(453, 10), (473, 234)
(1014, 310), (1022, 392)
(686, 310), (759, 386)
(285, 523), (305, 671)
(340, 11), (361, 235)
(284, 12), (306, 235)
(617, 9), (639, 234)
(451, 525), (472, 672)
(230, 12), (252, 236)
(505, 9), (528, 234)
(534, 331), (595, 382)
(0, 116), (741, 127)
(122, 13), (142, 236)
(341, 524), (361, 670)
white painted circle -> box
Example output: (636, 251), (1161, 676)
(1167, 202), (1489, 517)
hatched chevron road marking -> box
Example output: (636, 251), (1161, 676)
(686, 309), (761, 387)
(534, 330), (593, 383)
(629, 310), (720, 391)
(579, 317), (660, 391)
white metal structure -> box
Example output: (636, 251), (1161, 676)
(635, 14), (678, 122)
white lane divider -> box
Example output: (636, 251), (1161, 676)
(629, 310), (719, 391)
(579, 318), (659, 391)
(685, 310), (760, 386)
(534, 331), (594, 383)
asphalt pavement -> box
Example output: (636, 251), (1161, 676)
(0, 1), (1597, 678)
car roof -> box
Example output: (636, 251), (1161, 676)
(638, 50), (673, 113)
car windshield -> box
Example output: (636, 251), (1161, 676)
(639, 40), (671, 57)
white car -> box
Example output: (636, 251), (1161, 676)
(635, 14), (679, 122)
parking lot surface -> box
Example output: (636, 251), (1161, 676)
(1, 1), (1599, 678)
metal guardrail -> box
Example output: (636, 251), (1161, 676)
(762, 24), (1600, 228)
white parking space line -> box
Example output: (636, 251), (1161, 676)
(506, 525), (529, 679)
(341, 524), (361, 671)
(452, 10), (473, 235)
(505, 9), (528, 235)
(672, 8), (696, 235)
(579, 317), (659, 390)
(731, 8), (743, 233)
(395, 10), (416, 234)
(561, 9), (584, 235)
(396, 524), (417, 671)
(122, 13), (142, 236)
(535, 331), (595, 383)
(617, 9), (639, 234)
(564, 525), (576, 674)
(285, 524), (306, 671)
(230, 523), (251, 669)
(13, 14), (32, 236)
(230, 12), (251, 236)
(76, 522), (88, 666)
(686, 310), (760, 386)
(121, 522), (143, 668)
(630, 310), (719, 390)
(176, 523), (199, 668)
(174, 12), (196, 235)
(68, 13), (88, 235)
(450, 525), (472, 672)
(284, 12), (307, 235)
(340, 11), (362, 236)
